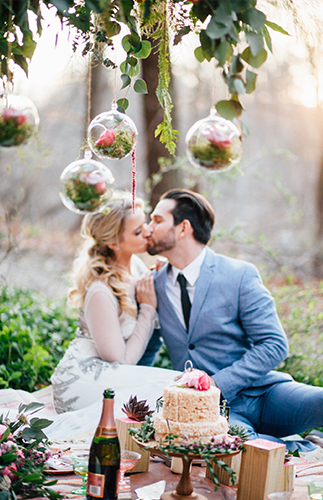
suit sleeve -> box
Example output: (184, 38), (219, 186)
(212, 264), (289, 402)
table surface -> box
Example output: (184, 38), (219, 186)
(44, 455), (316, 500)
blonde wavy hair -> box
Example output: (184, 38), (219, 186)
(68, 191), (145, 317)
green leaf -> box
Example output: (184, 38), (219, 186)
(50, 0), (71, 12)
(12, 54), (28, 76)
(126, 56), (138, 67)
(261, 25), (272, 52)
(240, 47), (267, 68)
(246, 31), (264, 57)
(134, 79), (148, 94)
(122, 33), (140, 53)
(132, 40), (151, 59)
(120, 74), (131, 89)
(103, 21), (121, 38)
(29, 417), (52, 429)
(233, 77), (245, 95)
(174, 26), (191, 45)
(265, 20), (290, 36)
(216, 100), (243, 120)
(246, 70), (257, 94)
(23, 402), (45, 413)
(206, 17), (228, 40)
(200, 31), (216, 62)
(194, 46), (205, 63)
(120, 60), (139, 77)
(230, 55), (244, 75)
(244, 8), (266, 30)
(214, 40), (233, 67)
(117, 98), (129, 113)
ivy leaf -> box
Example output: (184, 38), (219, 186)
(194, 46), (205, 63)
(132, 40), (151, 59)
(246, 31), (264, 57)
(21, 33), (37, 59)
(206, 17), (228, 40)
(265, 20), (290, 36)
(216, 100), (243, 120)
(240, 47), (267, 68)
(243, 8), (266, 30)
(134, 79), (148, 94)
(117, 98), (129, 113)
(174, 26), (190, 45)
(214, 40), (233, 67)
(246, 70), (257, 94)
(120, 74), (131, 89)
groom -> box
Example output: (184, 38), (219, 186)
(142, 188), (323, 452)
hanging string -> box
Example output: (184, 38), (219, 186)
(87, 53), (92, 140)
(131, 144), (136, 214)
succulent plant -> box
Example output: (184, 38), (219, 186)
(122, 395), (154, 422)
(228, 424), (250, 443)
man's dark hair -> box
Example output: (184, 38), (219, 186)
(160, 189), (215, 245)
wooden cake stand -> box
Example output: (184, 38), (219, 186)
(134, 438), (240, 500)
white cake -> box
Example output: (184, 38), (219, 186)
(154, 384), (228, 443)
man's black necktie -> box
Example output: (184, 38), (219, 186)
(177, 273), (191, 331)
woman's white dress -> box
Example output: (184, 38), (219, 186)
(50, 255), (180, 417)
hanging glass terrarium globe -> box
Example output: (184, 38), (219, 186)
(185, 109), (243, 172)
(88, 103), (137, 160)
(59, 150), (115, 214)
(0, 87), (39, 147)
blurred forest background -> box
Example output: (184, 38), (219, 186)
(0, 0), (323, 391)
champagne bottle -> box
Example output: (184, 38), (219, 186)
(87, 389), (121, 500)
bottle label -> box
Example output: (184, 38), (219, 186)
(95, 425), (118, 438)
(87, 472), (105, 498)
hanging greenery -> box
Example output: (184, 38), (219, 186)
(0, 0), (288, 154)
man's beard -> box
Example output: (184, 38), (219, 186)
(147, 231), (176, 256)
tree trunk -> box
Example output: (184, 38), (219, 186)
(313, 153), (323, 276)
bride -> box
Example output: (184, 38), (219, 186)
(50, 191), (179, 421)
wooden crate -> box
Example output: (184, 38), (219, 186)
(237, 439), (286, 500)
(206, 451), (242, 486)
(116, 417), (150, 473)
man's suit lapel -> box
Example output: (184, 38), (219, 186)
(155, 264), (186, 332)
(188, 248), (218, 335)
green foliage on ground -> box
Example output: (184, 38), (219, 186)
(154, 279), (323, 389)
(0, 282), (77, 392)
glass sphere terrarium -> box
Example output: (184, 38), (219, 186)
(185, 109), (242, 172)
(0, 89), (39, 147)
(59, 150), (115, 214)
(88, 103), (137, 160)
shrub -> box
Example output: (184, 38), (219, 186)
(0, 282), (77, 391)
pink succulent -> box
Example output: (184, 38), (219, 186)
(2, 108), (27, 126)
(206, 128), (231, 149)
(181, 369), (211, 391)
(96, 129), (115, 147)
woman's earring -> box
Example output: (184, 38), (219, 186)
(117, 247), (120, 251)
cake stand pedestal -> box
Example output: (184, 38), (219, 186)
(134, 439), (239, 500)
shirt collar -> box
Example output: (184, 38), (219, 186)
(170, 247), (206, 287)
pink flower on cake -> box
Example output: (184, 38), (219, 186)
(96, 129), (115, 147)
(181, 369), (211, 391)
(206, 128), (231, 149)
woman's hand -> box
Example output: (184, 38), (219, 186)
(136, 271), (157, 309)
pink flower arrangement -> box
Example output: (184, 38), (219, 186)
(82, 171), (107, 194)
(181, 369), (211, 391)
(206, 128), (231, 149)
(95, 129), (115, 147)
(2, 108), (28, 126)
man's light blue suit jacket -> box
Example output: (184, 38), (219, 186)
(154, 247), (291, 404)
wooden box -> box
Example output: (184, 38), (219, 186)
(116, 417), (150, 473)
(206, 451), (242, 486)
(237, 439), (286, 500)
